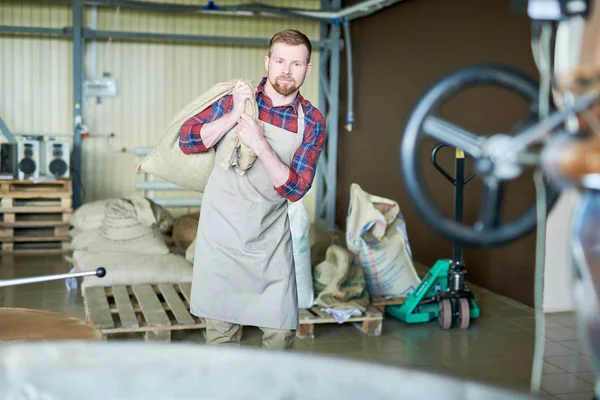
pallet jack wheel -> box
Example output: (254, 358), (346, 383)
(438, 299), (452, 330)
(457, 298), (470, 330)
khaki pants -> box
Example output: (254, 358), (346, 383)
(205, 318), (295, 350)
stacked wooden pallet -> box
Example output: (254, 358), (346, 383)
(83, 283), (207, 342)
(83, 281), (390, 341)
(0, 179), (72, 254)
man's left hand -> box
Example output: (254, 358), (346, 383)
(237, 113), (267, 153)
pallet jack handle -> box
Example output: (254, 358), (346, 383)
(430, 142), (476, 265)
(431, 143), (475, 186)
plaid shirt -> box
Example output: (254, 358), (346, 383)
(179, 77), (326, 202)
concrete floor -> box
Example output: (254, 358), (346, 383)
(0, 253), (597, 399)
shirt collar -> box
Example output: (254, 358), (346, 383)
(257, 77), (301, 112)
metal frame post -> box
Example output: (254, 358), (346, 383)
(72, 0), (85, 209)
(316, 0), (342, 231)
(0, 118), (16, 143)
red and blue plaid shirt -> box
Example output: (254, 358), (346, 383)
(179, 77), (326, 202)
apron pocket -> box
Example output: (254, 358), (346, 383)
(241, 201), (286, 252)
(200, 189), (287, 253)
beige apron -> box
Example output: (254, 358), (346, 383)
(189, 105), (305, 331)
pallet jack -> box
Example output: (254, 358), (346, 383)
(386, 143), (480, 330)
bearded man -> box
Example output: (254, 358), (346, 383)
(179, 29), (326, 350)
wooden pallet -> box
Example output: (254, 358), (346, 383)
(0, 219), (71, 254)
(0, 179), (72, 206)
(0, 224), (69, 239)
(0, 211), (72, 225)
(296, 305), (384, 340)
(371, 296), (407, 312)
(1, 196), (72, 210)
(0, 179), (73, 253)
(0, 241), (70, 253)
(0, 179), (72, 194)
(83, 283), (206, 341)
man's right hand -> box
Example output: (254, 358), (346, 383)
(232, 81), (254, 116)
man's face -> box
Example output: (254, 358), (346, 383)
(264, 43), (312, 96)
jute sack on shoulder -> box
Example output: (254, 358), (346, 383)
(137, 79), (259, 193)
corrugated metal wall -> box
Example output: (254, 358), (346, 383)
(1, 1), (321, 219)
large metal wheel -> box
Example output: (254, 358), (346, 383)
(400, 64), (560, 247)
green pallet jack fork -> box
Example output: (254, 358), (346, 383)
(387, 144), (480, 329)
(386, 259), (480, 326)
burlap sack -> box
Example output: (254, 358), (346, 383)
(137, 79), (259, 193)
(217, 131), (257, 175)
(346, 183), (421, 297)
(69, 228), (101, 250)
(73, 250), (193, 288)
(288, 200), (315, 309)
(71, 194), (160, 231)
(148, 199), (175, 234)
(171, 212), (200, 249)
(71, 199), (111, 231)
(86, 198), (170, 255)
(185, 238), (196, 263)
(312, 244), (370, 312)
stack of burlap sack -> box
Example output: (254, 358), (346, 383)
(309, 183), (421, 317)
(68, 194), (193, 289)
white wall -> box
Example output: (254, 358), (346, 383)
(543, 189), (581, 313)
(1, 1), (321, 220)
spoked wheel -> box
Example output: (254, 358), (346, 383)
(400, 64), (561, 247)
(457, 298), (471, 330)
(438, 299), (453, 330)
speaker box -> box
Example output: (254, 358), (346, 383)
(17, 139), (40, 180)
(0, 143), (17, 178)
(43, 140), (70, 179)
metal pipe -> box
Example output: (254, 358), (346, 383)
(72, 0), (85, 210)
(0, 118), (16, 143)
(84, 29), (325, 48)
(135, 182), (184, 190)
(0, 24), (325, 48)
(286, 0), (405, 20)
(0, 25), (70, 37)
(325, 1), (342, 230)
(342, 20), (354, 132)
(28, 0), (406, 22)
(12, 132), (113, 138)
(115, 146), (153, 156)
(0, 268), (106, 288)
(88, 5), (98, 80)
(151, 198), (202, 207)
(315, 2), (330, 224)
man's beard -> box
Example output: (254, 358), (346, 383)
(271, 76), (299, 96)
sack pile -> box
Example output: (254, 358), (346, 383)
(70, 194), (173, 253)
(69, 194), (193, 288)
(307, 183), (421, 319)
